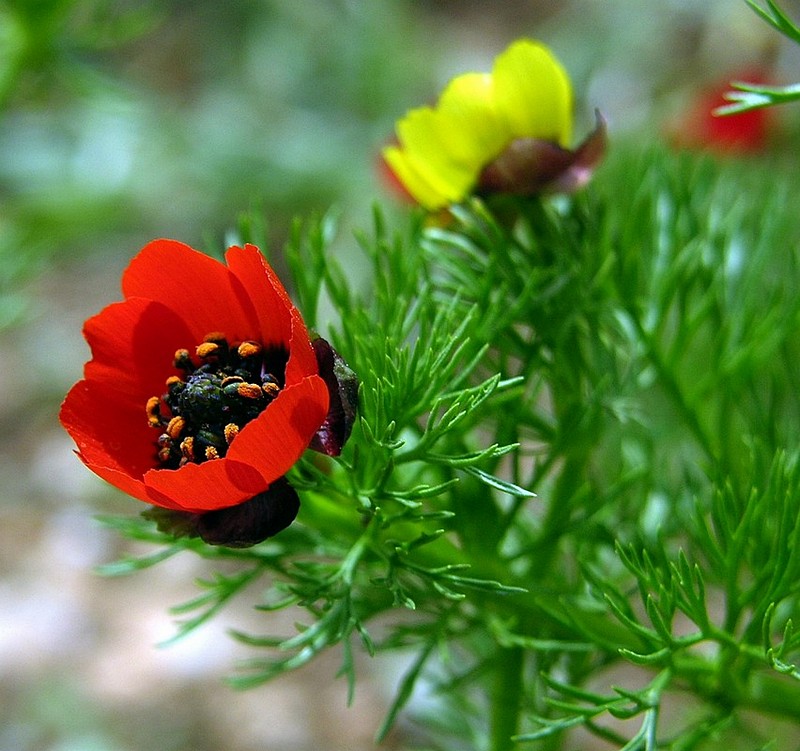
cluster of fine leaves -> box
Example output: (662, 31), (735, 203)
(99, 141), (800, 750)
(416, 150), (800, 749)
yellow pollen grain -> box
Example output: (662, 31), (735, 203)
(238, 341), (262, 358)
(166, 416), (186, 440)
(205, 446), (220, 460)
(196, 342), (220, 359)
(180, 436), (195, 460)
(146, 396), (162, 427)
(237, 383), (263, 399)
(165, 375), (183, 388)
(262, 382), (280, 398)
(224, 423), (239, 444)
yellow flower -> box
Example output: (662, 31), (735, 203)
(383, 39), (605, 210)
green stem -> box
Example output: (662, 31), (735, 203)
(530, 454), (586, 573)
(490, 645), (524, 751)
(673, 651), (800, 723)
(634, 318), (718, 465)
(736, 670), (800, 719)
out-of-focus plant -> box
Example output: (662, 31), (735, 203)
(0, 0), (161, 329)
(671, 67), (775, 153)
(0, 0), (159, 109)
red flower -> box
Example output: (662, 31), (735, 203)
(671, 68), (774, 154)
(60, 240), (346, 544)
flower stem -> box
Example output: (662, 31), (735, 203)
(490, 645), (524, 751)
(633, 316), (718, 465)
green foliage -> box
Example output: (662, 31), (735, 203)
(746, 0), (800, 44)
(98, 144), (800, 749)
(0, 0), (160, 109)
(0, 0), (160, 329)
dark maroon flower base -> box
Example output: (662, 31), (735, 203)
(143, 476), (300, 548)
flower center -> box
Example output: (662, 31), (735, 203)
(146, 333), (286, 468)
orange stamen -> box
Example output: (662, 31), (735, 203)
(237, 383), (263, 399)
(196, 342), (220, 359)
(166, 416), (186, 440)
(146, 396), (162, 427)
(180, 436), (195, 461)
(173, 349), (192, 369)
(238, 341), (262, 358)
(224, 423), (239, 444)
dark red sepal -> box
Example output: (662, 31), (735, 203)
(478, 110), (607, 197)
(142, 476), (300, 548)
(309, 337), (359, 457)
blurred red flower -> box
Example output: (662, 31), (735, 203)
(673, 68), (773, 154)
(60, 240), (344, 544)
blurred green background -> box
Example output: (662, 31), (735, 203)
(1, 1), (797, 750)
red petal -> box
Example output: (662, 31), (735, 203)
(228, 373), (329, 477)
(225, 243), (319, 385)
(83, 298), (194, 407)
(122, 239), (259, 344)
(142, 456), (268, 513)
(67, 298), (196, 511)
(224, 244), (293, 348)
(60, 379), (188, 508)
(285, 306), (320, 384)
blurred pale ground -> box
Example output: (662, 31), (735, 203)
(0, 1), (797, 749)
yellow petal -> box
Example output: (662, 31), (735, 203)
(393, 107), (476, 206)
(390, 107), (484, 202)
(435, 72), (510, 169)
(492, 39), (573, 146)
(385, 72), (512, 208)
(382, 143), (450, 210)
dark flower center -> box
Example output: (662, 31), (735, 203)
(146, 333), (287, 469)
